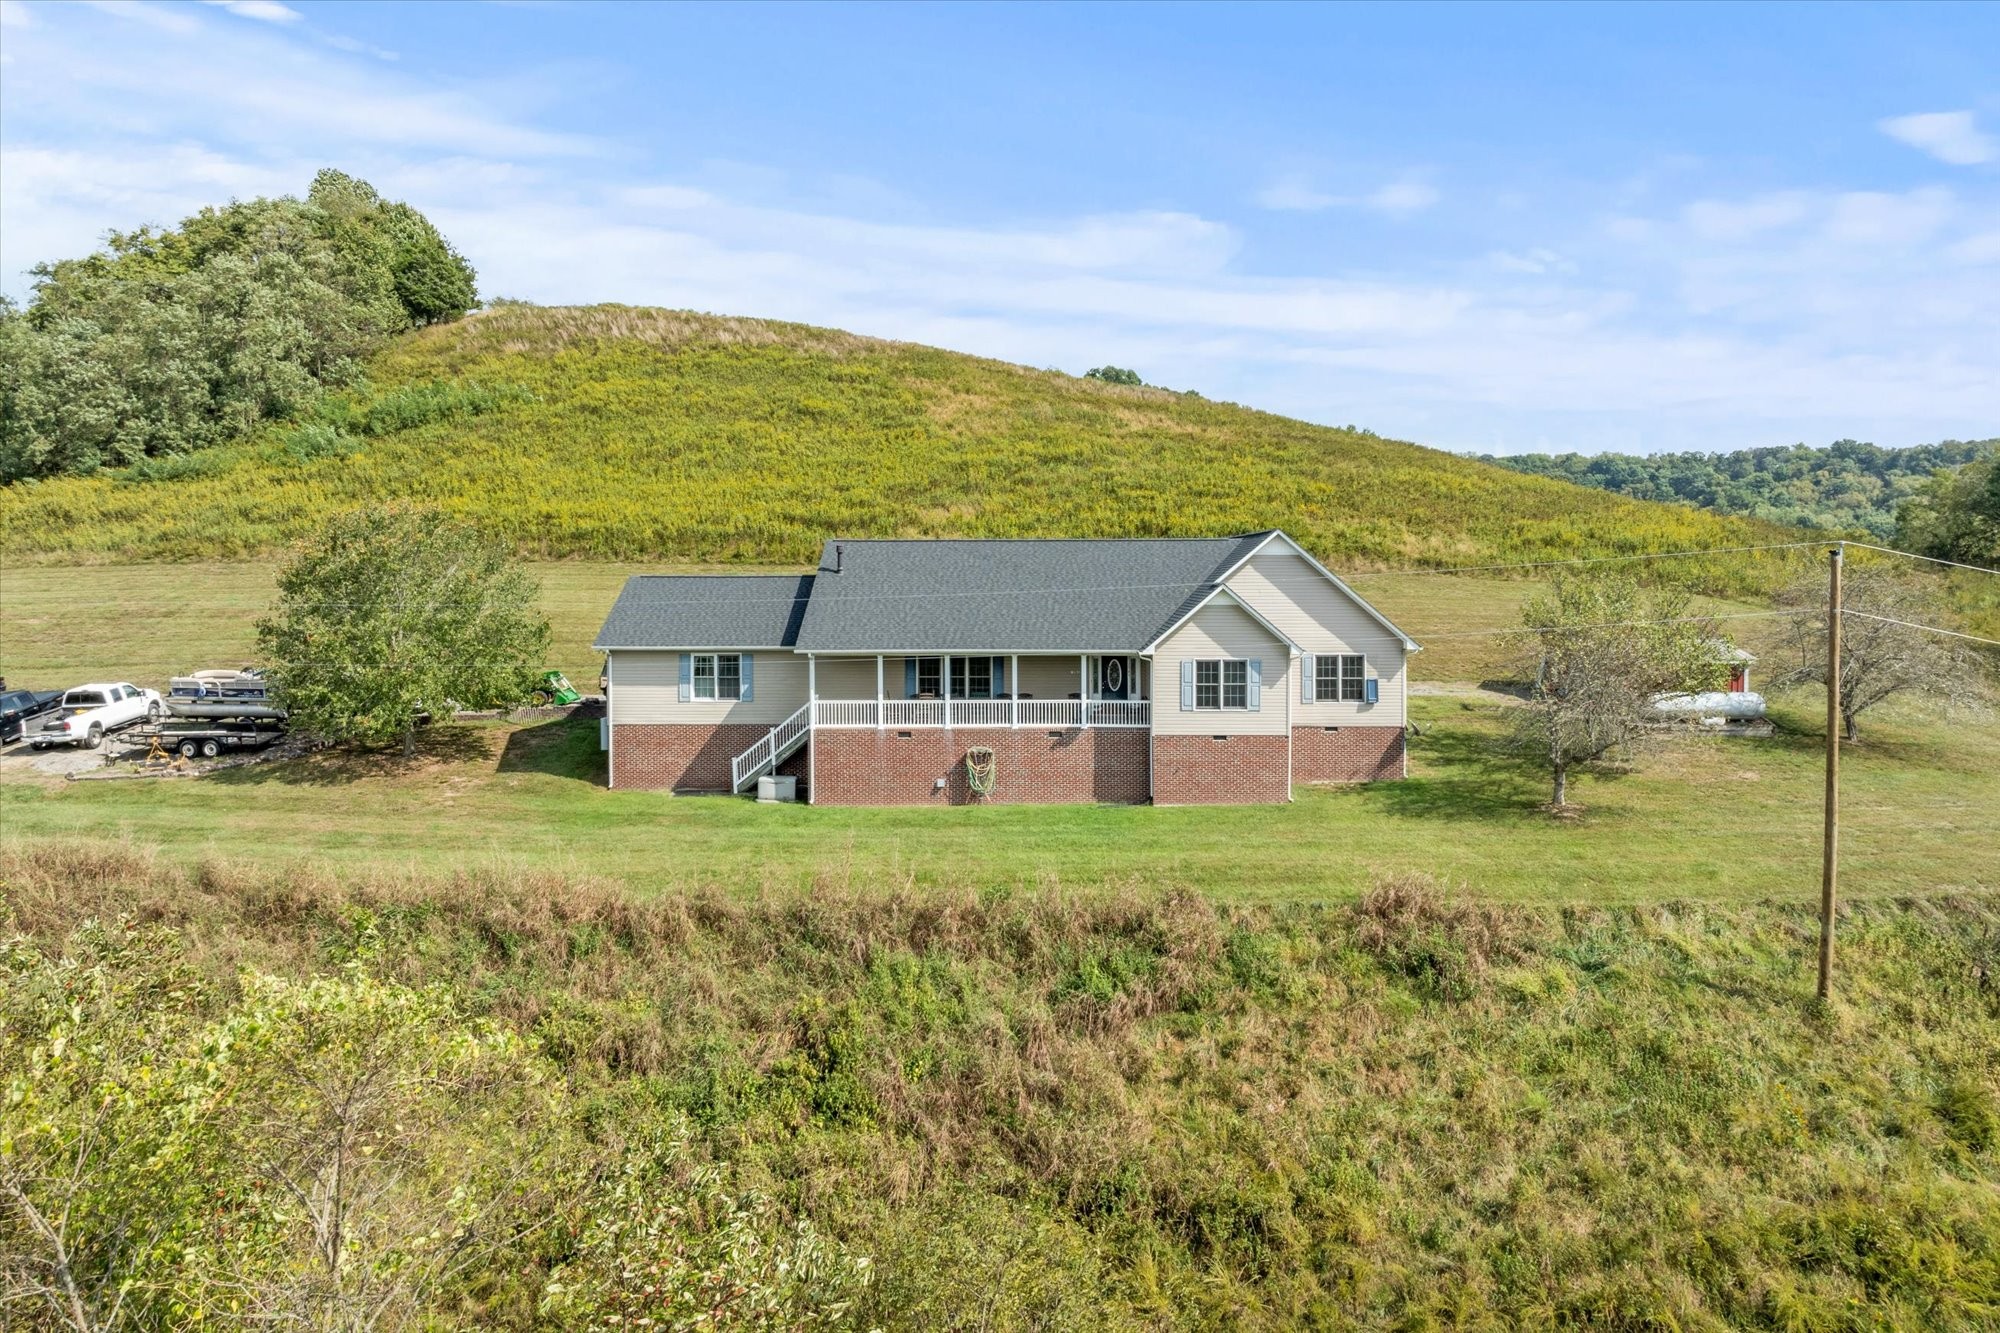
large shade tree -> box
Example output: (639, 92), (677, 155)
(1513, 572), (1724, 808)
(257, 509), (549, 757)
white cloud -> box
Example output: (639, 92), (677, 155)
(1683, 191), (1810, 241)
(1254, 175), (1338, 212)
(1489, 248), (1576, 276)
(1254, 171), (1437, 218)
(1879, 110), (1996, 166)
(1364, 176), (1438, 217)
(0, 1), (33, 29)
(79, 0), (198, 32)
(204, 0), (302, 21)
(1822, 187), (1954, 247)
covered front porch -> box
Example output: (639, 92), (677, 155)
(806, 653), (1152, 729)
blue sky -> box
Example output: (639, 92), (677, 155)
(2, 1), (1995, 455)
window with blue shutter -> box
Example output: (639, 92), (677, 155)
(1246, 660), (1262, 711)
(1301, 653), (1316, 703)
(677, 653), (692, 702)
(739, 654), (754, 703)
(1364, 676), (1379, 704)
(904, 659), (917, 697)
(1180, 660), (1195, 710)
(993, 656), (1007, 696)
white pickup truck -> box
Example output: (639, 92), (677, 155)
(29, 682), (164, 751)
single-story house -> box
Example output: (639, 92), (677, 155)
(591, 530), (1420, 805)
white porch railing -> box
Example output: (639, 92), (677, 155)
(1086, 700), (1151, 727)
(951, 699), (1011, 726)
(813, 699), (1150, 729)
(1016, 699), (1081, 728)
(883, 699), (944, 728)
(815, 700), (879, 728)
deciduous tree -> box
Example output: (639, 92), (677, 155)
(1512, 573), (1723, 809)
(1773, 566), (1985, 741)
(257, 509), (550, 757)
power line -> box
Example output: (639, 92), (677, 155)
(1333, 540), (1823, 578)
(1842, 541), (1999, 577)
(1840, 611), (2000, 648)
(1412, 608), (1811, 641)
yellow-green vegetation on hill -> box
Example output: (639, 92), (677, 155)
(1, 302), (1795, 581)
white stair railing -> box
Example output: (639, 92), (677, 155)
(730, 704), (812, 791)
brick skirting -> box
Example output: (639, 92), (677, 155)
(1291, 725), (1406, 783)
(611, 722), (779, 792)
(812, 727), (1149, 806)
(1150, 733), (1291, 805)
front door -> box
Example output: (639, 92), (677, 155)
(1093, 655), (1130, 700)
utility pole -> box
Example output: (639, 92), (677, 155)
(1817, 542), (1843, 1002)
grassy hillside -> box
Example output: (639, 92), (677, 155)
(6, 846), (1996, 1330)
(0, 303), (1795, 582)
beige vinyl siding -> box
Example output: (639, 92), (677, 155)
(608, 650), (808, 724)
(1226, 548), (1407, 725)
(1151, 600), (1290, 736)
(813, 657), (878, 700)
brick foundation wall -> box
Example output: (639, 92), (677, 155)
(611, 722), (777, 792)
(811, 727), (1149, 806)
(1150, 733), (1291, 805)
(1290, 725), (1406, 784)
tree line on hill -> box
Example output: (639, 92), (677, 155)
(0, 170), (478, 483)
(1484, 439), (2000, 567)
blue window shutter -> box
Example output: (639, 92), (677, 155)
(739, 654), (754, 702)
(677, 653), (692, 702)
(904, 658), (917, 696)
(993, 656), (1006, 695)
(1364, 676), (1379, 705)
(1247, 659), (1262, 711)
(1180, 660), (1194, 710)
(1301, 653), (1315, 704)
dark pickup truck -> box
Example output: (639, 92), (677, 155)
(0, 688), (65, 744)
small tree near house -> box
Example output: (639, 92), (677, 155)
(258, 508), (550, 757)
(1772, 566), (1985, 742)
(1512, 572), (1723, 809)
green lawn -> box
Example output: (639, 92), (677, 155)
(4, 691), (1990, 904)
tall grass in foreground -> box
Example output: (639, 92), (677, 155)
(0, 304), (1799, 593)
(4, 841), (1996, 1330)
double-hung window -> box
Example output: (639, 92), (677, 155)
(1192, 659), (1249, 709)
(1195, 660), (1221, 709)
(1316, 654), (1365, 702)
(916, 657), (942, 698)
(692, 653), (743, 701)
(950, 656), (992, 699)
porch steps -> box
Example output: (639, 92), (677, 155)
(729, 704), (812, 792)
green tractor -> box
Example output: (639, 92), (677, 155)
(527, 671), (583, 707)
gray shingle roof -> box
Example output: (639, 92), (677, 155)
(593, 574), (814, 649)
(791, 535), (1271, 652)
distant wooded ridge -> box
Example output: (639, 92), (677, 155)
(1483, 439), (1998, 541)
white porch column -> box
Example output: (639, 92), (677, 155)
(808, 654), (817, 716)
(1010, 654), (1019, 728)
(1079, 654), (1088, 727)
(943, 655), (952, 729)
(875, 655), (884, 729)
